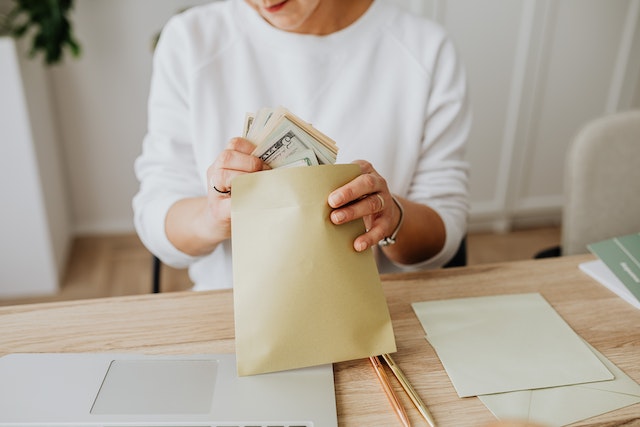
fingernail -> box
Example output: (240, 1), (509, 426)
(328, 193), (342, 207)
(355, 241), (368, 252)
(332, 211), (346, 223)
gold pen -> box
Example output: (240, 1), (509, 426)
(369, 356), (411, 427)
(382, 353), (436, 427)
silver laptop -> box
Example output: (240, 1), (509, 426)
(0, 353), (338, 427)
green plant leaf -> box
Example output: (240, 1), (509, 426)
(6, 0), (82, 65)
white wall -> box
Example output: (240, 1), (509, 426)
(36, 0), (640, 235)
(49, 0), (212, 233)
(400, 0), (640, 232)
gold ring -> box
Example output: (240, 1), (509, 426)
(375, 193), (385, 210)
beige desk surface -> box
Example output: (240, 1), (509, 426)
(1, 254), (639, 426)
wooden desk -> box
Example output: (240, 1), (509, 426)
(1, 255), (639, 426)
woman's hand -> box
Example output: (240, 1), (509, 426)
(205, 137), (269, 234)
(328, 160), (446, 265)
(328, 160), (401, 252)
(166, 137), (268, 256)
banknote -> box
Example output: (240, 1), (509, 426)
(277, 148), (319, 168)
(246, 106), (285, 141)
(244, 107), (338, 168)
(253, 129), (321, 169)
(242, 113), (255, 138)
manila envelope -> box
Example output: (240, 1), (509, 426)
(231, 164), (397, 376)
(411, 293), (613, 397)
(478, 342), (640, 426)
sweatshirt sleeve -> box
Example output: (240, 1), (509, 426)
(132, 15), (203, 268)
(408, 33), (472, 269)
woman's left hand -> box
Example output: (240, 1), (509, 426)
(328, 160), (401, 252)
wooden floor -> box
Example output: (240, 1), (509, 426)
(0, 227), (561, 307)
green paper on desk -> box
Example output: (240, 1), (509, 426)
(411, 293), (612, 397)
(231, 164), (397, 376)
(478, 342), (640, 427)
(588, 232), (640, 302)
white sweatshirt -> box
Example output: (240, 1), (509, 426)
(133, 0), (472, 290)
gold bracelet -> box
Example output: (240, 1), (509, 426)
(378, 195), (404, 246)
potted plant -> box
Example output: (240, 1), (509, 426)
(0, 0), (80, 65)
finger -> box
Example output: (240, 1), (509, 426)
(330, 192), (386, 225)
(351, 159), (375, 174)
(226, 138), (271, 170)
(227, 136), (257, 154)
(209, 140), (265, 192)
(357, 202), (400, 252)
(210, 180), (232, 195)
(328, 169), (383, 208)
(215, 147), (264, 173)
(208, 163), (258, 195)
(354, 223), (389, 252)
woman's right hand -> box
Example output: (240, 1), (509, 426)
(205, 137), (269, 237)
(166, 137), (268, 256)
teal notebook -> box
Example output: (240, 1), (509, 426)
(588, 233), (640, 302)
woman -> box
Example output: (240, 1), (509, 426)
(134, 0), (471, 290)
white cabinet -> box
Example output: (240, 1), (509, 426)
(0, 37), (71, 297)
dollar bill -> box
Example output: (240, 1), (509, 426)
(246, 106), (285, 142)
(247, 107), (338, 168)
(253, 129), (321, 169)
(243, 112), (255, 138)
(278, 148), (319, 168)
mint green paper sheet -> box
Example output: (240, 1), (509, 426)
(412, 293), (612, 397)
(478, 342), (640, 426)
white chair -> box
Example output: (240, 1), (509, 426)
(538, 110), (640, 257)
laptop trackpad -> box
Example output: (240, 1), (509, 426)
(91, 359), (217, 415)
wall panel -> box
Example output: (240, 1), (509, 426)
(522, 1), (630, 206)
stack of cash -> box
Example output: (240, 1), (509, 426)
(243, 106), (339, 169)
